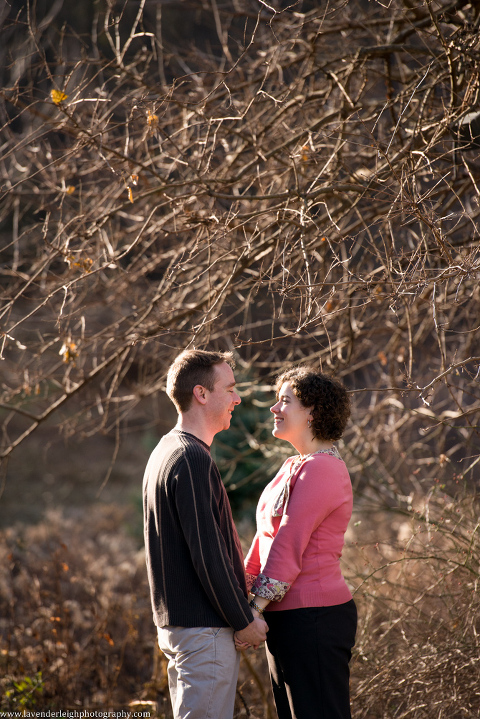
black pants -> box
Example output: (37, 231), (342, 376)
(264, 600), (357, 719)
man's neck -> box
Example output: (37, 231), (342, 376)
(175, 414), (214, 447)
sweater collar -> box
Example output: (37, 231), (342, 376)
(171, 428), (211, 451)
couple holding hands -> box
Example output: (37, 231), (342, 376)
(143, 349), (356, 719)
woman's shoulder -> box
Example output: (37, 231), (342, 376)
(301, 448), (351, 486)
(307, 446), (345, 465)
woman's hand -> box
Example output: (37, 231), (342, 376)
(234, 632), (251, 651)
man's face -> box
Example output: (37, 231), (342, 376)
(206, 362), (241, 433)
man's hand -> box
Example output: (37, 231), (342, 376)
(235, 616), (268, 650)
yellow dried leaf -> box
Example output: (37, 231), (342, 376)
(65, 255), (93, 273)
(103, 633), (115, 647)
(147, 110), (158, 129)
(51, 89), (68, 105)
(130, 174), (139, 185)
(378, 351), (388, 366)
(60, 339), (78, 364)
(65, 185), (75, 195)
(127, 186), (133, 203)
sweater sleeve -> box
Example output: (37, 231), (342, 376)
(244, 532), (261, 591)
(244, 531), (261, 576)
(173, 449), (253, 631)
(253, 456), (348, 601)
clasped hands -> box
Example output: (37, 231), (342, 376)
(234, 611), (268, 651)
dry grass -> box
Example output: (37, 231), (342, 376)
(0, 505), (158, 711)
(1, 496), (479, 717)
(348, 494), (480, 719)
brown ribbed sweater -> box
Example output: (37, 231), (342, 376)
(143, 429), (253, 631)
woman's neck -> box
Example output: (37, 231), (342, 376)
(292, 436), (333, 457)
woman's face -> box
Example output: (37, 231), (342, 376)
(270, 382), (313, 445)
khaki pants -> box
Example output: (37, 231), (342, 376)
(157, 625), (240, 719)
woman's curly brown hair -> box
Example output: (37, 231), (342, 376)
(275, 367), (351, 441)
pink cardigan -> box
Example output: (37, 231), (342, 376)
(244, 450), (353, 610)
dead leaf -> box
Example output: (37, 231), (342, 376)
(51, 89), (68, 105)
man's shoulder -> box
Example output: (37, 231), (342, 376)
(152, 430), (212, 470)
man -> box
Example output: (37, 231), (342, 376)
(143, 349), (268, 719)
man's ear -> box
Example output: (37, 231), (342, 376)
(192, 384), (208, 405)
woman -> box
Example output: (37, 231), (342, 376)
(236, 367), (356, 719)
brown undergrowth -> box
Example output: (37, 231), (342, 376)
(347, 492), (480, 719)
(1, 495), (479, 717)
(0, 505), (158, 711)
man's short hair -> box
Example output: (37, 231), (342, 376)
(166, 349), (235, 413)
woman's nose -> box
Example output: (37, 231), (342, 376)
(270, 402), (280, 414)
